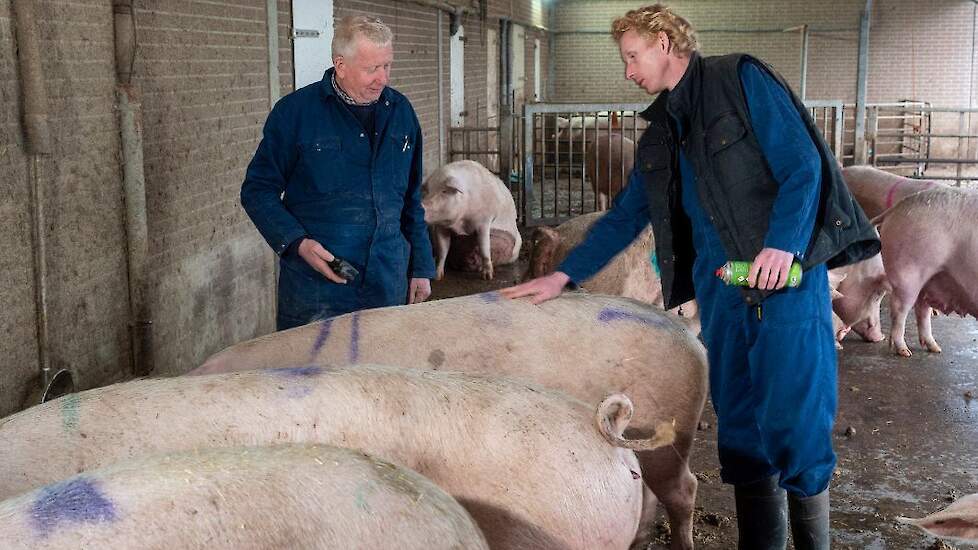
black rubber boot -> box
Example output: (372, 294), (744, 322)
(788, 489), (830, 550)
(734, 474), (788, 550)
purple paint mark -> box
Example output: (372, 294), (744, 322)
(30, 478), (116, 537)
(478, 291), (500, 303)
(309, 318), (334, 359)
(597, 307), (668, 328)
(349, 312), (360, 363)
(271, 365), (324, 378)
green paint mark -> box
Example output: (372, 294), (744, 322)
(60, 394), (80, 433)
(353, 480), (376, 512)
(649, 251), (661, 278)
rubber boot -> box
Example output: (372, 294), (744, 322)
(734, 474), (788, 550)
(788, 489), (830, 550)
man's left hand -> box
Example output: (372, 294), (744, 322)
(748, 248), (795, 290)
(408, 278), (432, 304)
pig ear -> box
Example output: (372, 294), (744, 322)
(827, 270), (847, 289)
(443, 177), (463, 194)
(898, 494), (978, 543)
(830, 288), (844, 300)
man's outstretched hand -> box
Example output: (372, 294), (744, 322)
(499, 272), (571, 305)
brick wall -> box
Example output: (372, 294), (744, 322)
(134, 1), (287, 376)
(0, 1), (132, 415)
(552, 0), (977, 108)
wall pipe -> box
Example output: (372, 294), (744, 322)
(438, 10), (445, 164)
(12, 0), (55, 395)
(113, 0), (153, 376)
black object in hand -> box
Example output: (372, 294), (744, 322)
(327, 257), (359, 281)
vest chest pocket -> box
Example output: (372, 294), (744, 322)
(706, 113), (765, 185)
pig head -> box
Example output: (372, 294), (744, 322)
(829, 253), (888, 343)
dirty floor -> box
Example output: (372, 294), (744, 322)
(430, 256), (978, 550)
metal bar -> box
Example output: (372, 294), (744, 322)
(875, 157), (978, 164)
(799, 24), (809, 100)
(854, 0), (872, 164)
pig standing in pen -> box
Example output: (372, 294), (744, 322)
(0, 444), (489, 550)
(873, 186), (978, 356)
(422, 160), (521, 280)
(0, 364), (667, 550)
(194, 292), (708, 550)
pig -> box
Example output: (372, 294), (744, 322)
(841, 165), (942, 219)
(446, 228), (519, 274)
(586, 131), (636, 211)
(526, 212), (700, 334)
(193, 292), (709, 550)
(897, 493), (978, 544)
(0, 444), (489, 550)
(0, 364), (670, 550)
(422, 160), (521, 280)
(874, 186), (978, 356)
(828, 252), (888, 344)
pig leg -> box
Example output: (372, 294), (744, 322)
(432, 226), (452, 280)
(888, 284), (919, 357)
(915, 304), (942, 353)
(639, 451), (697, 550)
(630, 485), (659, 550)
(476, 224), (494, 280)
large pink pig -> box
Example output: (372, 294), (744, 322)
(0, 364), (665, 550)
(193, 292), (708, 550)
(0, 444), (489, 550)
(875, 186), (978, 356)
(422, 160), (521, 280)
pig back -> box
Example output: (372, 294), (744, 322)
(0, 364), (645, 550)
(0, 444), (488, 550)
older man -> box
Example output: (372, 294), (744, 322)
(242, 16), (434, 330)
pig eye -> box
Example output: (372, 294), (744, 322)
(443, 187), (460, 195)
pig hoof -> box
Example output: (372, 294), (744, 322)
(435, 269), (445, 281)
(480, 264), (494, 280)
(923, 341), (942, 353)
(895, 347), (913, 358)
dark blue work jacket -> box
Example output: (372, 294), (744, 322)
(241, 68), (435, 327)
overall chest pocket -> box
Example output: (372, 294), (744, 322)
(705, 113), (766, 185)
(297, 136), (345, 194)
(388, 132), (414, 191)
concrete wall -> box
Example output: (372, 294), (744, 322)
(552, 0), (978, 107)
(0, 0), (550, 415)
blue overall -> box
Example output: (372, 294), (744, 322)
(241, 68), (435, 330)
(561, 62), (837, 497)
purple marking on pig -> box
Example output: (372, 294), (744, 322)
(349, 312), (360, 363)
(309, 318), (334, 359)
(597, 307), (668, 328)
(271, 366), (324, 378)
(478, 291), (500, 303)
(30, 478), (116, 537)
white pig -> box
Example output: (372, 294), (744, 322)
(0, 444), (489, 550)
(526, 212), (700, 334)
(422, 160), (521, 280)
(828, 252), (888, 344)
(875, 186), (978, 356)
(0, 364), (669, 550)
(898, 493), (978, 544)
(193, 292), (708, 550)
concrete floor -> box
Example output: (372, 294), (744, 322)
(429, 253), (978, 550)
